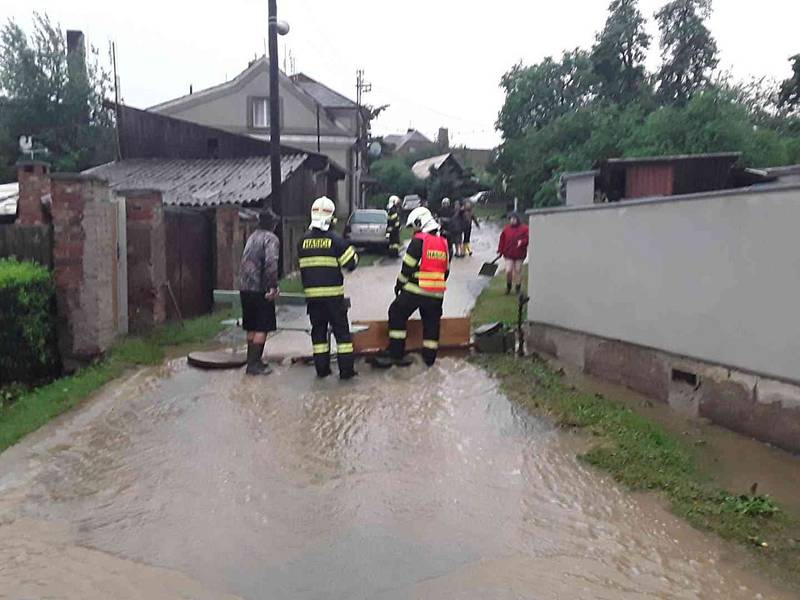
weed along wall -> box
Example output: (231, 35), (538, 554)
(525, 184), (800, 452)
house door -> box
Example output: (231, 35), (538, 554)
(165, 207), (214, 319)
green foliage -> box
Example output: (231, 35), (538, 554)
(471, 270), (529, 328)
(779, 54), (800, 113)
(0, 13), (115, 182)
(0, 258), (58, 385)
(655, 0), (719, 106)
(591, 0), (651, 104)
(497, 49), (595, 140)
(369, 157), (421, 199)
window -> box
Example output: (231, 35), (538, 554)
(251, 97), (269, 128)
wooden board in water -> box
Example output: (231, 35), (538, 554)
(352, 318), (471, 353)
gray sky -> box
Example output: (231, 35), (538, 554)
(7, 1), (800, 148)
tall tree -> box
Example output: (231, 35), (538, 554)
(591, 0), (652, 104)
(778, 54), (800, 113)
(0, 13), (114, 181)
(497, 49), (595, 140)
(655, 0), (719, 105)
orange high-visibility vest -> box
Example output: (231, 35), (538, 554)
(415, 232), (448, 296)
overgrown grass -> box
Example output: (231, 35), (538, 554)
(473, 203), (509, 222)
(471, 275), (800, 588)
(0, 310), (234, 453)
(471, 270), (528, 328)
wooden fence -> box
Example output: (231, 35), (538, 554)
(0, 224), (52, 268)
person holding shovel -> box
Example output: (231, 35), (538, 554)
(497, 212), (529, 295)
(239, 209), (280, 376)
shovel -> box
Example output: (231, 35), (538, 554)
(479, 255), (502, 277)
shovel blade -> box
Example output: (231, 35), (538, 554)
(479, 262), (499, 277)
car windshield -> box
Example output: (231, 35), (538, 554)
(351, 211), (387, 224)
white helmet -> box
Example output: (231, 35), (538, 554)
(406, 207), (438, 234)
(441, 197), (451, 206)
(387, 194), (400, 210)
(310, 196), (336, 231)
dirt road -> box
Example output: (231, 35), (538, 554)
(0, 226), (792, 599)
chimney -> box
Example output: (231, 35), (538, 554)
(437, 127), (450, 149)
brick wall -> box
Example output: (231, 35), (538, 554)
(51, 174), (119, 364)
(16, 161), (50, 225)
(123, 190), (167, 333)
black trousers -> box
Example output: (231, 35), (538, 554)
(388, 228), (401, 254)
(307, 297), (355, 377)
(388, 291), (443, 366)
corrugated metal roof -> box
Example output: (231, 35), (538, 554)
(86, 155), (307, 207)
(0, 182), (19, 202)
(411, 153), (454, 180)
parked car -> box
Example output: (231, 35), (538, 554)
(344, 209), (390, 251)
(401, 194), (422, 211)
(0, 183), (19, 224)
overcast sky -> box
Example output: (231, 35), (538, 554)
(6, 1), (799, 148)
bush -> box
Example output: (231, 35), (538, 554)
(0, 258), (59, 385)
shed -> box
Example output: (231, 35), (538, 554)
(595, 153), (742, 202)
(411, 153), (464, 180)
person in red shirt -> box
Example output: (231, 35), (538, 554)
(497, 212), (529, 295)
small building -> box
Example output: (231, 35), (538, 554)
(148, 58), (361, 216)
(411, 153), (464, 181)
(559, 170), (598, 207)
(383, 129), (437, 157)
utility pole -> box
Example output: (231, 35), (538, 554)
(268, 0), (283, 231)
(355, 69), (372, 210)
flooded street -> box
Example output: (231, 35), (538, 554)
(0, 228), (793, 599)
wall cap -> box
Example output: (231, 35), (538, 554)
(50, 173), (108, 184)
(527, 182), (800, 217)
(15, 159), (51, 169)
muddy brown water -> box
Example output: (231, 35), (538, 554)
(0, 358), (794, 599)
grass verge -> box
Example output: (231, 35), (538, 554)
(470, 276), (800, 588)
(471, 270), (528, 328)
(0, 310), (234, 453)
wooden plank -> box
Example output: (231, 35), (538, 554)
(352, 318), (471, 353)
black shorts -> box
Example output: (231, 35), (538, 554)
(240, 291), (277, 333)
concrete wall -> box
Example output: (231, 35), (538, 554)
(525, 184), (800, 450)
(564, 175), (595, 207)
(528, 185), (800, 383)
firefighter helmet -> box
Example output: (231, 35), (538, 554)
(310, 196), (336, 231)
(387, 194), (401, 209)
(406, 207), (438, 233)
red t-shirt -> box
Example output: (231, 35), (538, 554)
(498, 223), (529, 260)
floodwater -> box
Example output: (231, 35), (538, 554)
(0, 359), (793, 599)
(0, 225), (795, 599)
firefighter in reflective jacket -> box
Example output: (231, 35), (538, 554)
(298, 196), (359, 380)
(376, 207), (449, 368)
(386, 195), (402, 257)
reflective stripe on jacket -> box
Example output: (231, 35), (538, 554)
(403, 232), (448, 298)
(298, 228), (358, 299)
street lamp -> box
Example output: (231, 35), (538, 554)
(268, 0), (289, 269)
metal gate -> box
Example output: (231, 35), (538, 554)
(165, 208), (213, 319)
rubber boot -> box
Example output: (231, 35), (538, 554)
(515, 284), (522, 296)
(506, 281), (512, 295)
(245, 343), (272, 376)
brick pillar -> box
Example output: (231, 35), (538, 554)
(122, 190), (167, 333)
(16, 161), (51, 225)
(215, 205), (240, 290)
(51, 173), (117, 365)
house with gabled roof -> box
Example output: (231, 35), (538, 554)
(148, 57), (364, 216)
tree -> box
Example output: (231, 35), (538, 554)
(655, 0), (719, 106)
(496, 49), (595, 140)
(0, 13), (114, 182)
(778, 54), (800, 113)
(591, 0), (652, 104)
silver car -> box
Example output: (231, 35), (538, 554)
(345, 209), (389, 250)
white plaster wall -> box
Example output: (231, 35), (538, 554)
(527, 186), (800, 382)
(565, 176), (595, 206)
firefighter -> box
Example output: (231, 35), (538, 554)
(298, 196), (359, 380)
(386, 195), (402, 257)
(375, 206), (449, 369)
